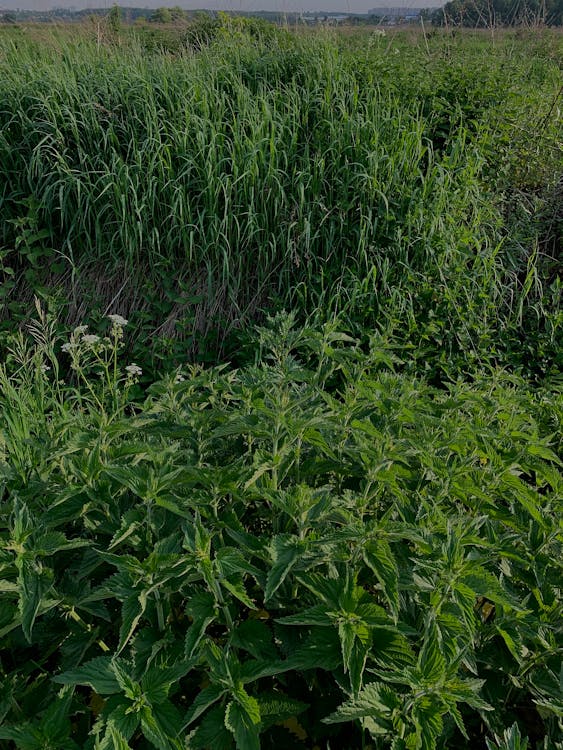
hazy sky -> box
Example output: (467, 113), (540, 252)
(1, 0), (440, 15)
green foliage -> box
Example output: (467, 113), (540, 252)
(0, 29), (560, 375)
(0, 312), (561, 749)
(0, 25), (561, 749)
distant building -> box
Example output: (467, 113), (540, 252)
(369, 7), (417, 16)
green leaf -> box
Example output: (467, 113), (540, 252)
(141, 704), (183, 750)
(118, 589), (147, 653)
(239, 657), (293, 684)
(275, 605), (331, 626)
(221, 577), (257, 610)
(216, 548), (261, 579)
(53, 656), (120, 694)
(185, 591), (217, 658)
(18, 557), (54, 642)
(256, 694), (307, 730)
(142, 663), (192, 705)
(111, 659), (139, 700)
(412, 697), (444, 750)
(265, 535), (303, 602)
(418, 624), (446, 685)
(105, 723), (134, 750)
(323, 681), (399, 724)
(37, 687), (75, 746)
(486, 722), (529, 750)
(285, 628), (342, 671)
(106, 701), (140, 741)
(230, 619), (278, 661)
(224, 697), (261, 750)
(189, 706), (234, 750)
(183, 685), (227, 728)
(363, 538), (400, 619)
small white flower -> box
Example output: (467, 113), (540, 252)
(82, 334), (101, 345)
(61, 342), (76, 353)
(40, 364), (51, 373)
(73, 325), (89, 336)
(108, 314), (128, 327)
(125, 363), (142, 377)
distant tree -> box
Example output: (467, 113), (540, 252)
(169, 6), (187, 21)
(108, 4), (122, 36)
(150, 7), (172, 23)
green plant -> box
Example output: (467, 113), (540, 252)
(0, 28), (559, 373)
(0, 313), (561, 749)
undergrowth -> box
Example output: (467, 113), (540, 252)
(0, 311), (561, 749)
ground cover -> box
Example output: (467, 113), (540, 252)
(0, 22), (561, 750)
(0, 311), (561, 749)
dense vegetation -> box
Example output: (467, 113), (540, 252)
(0, 22), (561, 750)
(434, 0), (563, 27)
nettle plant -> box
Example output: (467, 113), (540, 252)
(0, 312), (561, 750)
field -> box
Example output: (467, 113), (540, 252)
(0, 20), (561, 750)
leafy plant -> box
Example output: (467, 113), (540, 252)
(0, 313), (560, 749)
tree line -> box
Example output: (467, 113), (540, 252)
(432, 0), (563, 26)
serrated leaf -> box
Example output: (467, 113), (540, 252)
(105, 724), (133, 750)
(239, 658), (293, 683)
(363, 538), (399, 619)
(284, 628), (342, 671)
(265, 535), (303, 601)
(53, 656), (120, 694)
(221, 577), (257, 610)
(323, 681), (399, 724)
(0, 723), (43, 748)
(141, 704), (183, 750)
(257, 693), (307, 730)
(275, 605), (331, 627)
(37, 687), (75, 745)
(183, 685), (227, 728)
(106, 702), (140, 741)
(216, 548), (261, 579)
(189, 706), (234, 750)
(142, 663), (192, 705)
(418, 625), (446, 685)
(111, 659), (139, 700)
(118, 590), (147, 654)
(18, 557), (53, 642)
(231, 619), (278, 661)
(413, 698), (444, 750)
(224, 699), (260, 750)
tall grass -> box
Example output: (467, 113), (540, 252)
(0, 27), (560, 371)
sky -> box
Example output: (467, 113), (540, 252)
(1, 0), (440, 15)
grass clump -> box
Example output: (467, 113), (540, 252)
(0, 28), (560, 374)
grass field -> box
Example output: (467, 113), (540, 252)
(0, 20), (561, 750)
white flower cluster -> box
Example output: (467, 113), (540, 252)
(107, 313), (128, 340)
(61, 324), (103, 355)
(125, 363), (142, 378)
